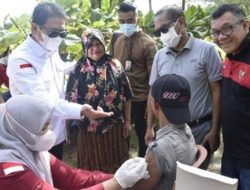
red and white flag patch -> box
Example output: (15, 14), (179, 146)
(2, 163), (24, 175)
(20, 63), (32, 69)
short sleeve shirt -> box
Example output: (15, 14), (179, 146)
(149, 34), (222, 119)
(147, 124), (197, 190)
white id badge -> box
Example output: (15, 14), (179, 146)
(125, 60), (132, 71)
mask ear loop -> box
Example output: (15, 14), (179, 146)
(3, 106), (36, 145)
(173, 18), (184, 37)
(35, 25), (45, 42)
(173, 18), (180, 34)
(173, 18), (180, 28)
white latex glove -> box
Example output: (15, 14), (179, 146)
(114, 157), (149, 189)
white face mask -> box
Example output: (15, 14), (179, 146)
(0, 55), (8, 65)
(39, 31), (63, 53)
(120, 23), (137, 37)
(5, 110), (56, 152)
(160, 21), (181, 48)
(26, 129), (56, 152)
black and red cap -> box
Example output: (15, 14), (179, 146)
(151, 74), (191, 124)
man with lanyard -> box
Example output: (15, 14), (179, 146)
(110, 1), (157, 157)
(7, 2), (113, 160)
(211, 4), (250, 189)
(145, 6), (222, 167)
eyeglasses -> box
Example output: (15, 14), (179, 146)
(39, 26), (68, 38)
(47, 30), (68, 38)
(210, 19), (244, 39)
(153, 20), (176, 37)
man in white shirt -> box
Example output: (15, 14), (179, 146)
(7, 2), (113, 160)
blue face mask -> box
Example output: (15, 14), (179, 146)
(120, 24), (137, 37)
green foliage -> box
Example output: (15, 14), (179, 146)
(210, 0), (250, 17)
(0, 0), (249, 59)
(55, 0), (122, 61)
(0, 14), (30, 53)
(0, 0), (124, 60)
(185, 5), (212, 39)
(138, 10), (155, 35)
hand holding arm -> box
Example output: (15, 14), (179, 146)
(114, 157), (149, 189)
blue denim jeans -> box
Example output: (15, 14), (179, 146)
(221, 152), (250, 190)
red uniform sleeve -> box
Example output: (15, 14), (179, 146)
(50, 154), (113, 190)
(0, 65), (9, 87)
(0, 156), (113, 190)
(0, 162), (55, 190)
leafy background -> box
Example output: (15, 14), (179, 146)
(0, 0), (249, 60)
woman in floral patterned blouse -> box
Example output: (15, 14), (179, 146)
(66, 29), (132, 173)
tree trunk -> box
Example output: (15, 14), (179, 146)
(149, 0), (152, 11)
(182, 0), (185, 10)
